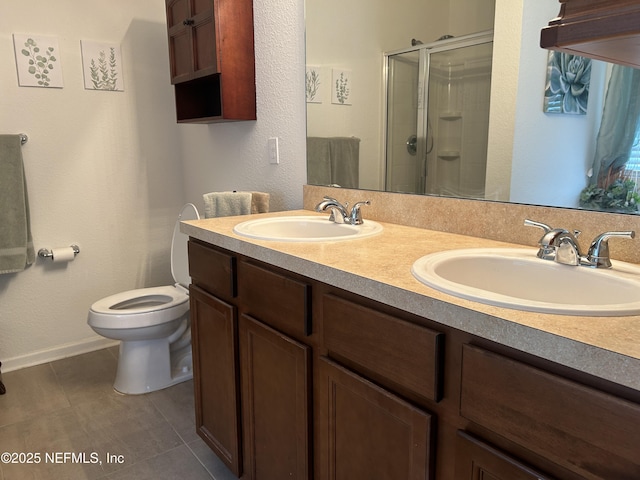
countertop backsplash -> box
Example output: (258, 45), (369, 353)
(303, 185), (640, 265)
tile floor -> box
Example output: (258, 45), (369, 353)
(0, 347), (236, 480)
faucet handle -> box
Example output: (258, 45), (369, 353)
(349, 200), (371, 225)
(586, 231), (635, 269)
(524, 219), (552, 233)
(524, 219), (557, 259)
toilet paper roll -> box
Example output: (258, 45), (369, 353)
(51, 246), (76, 263)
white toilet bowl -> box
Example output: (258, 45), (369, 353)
(87, 204), (199, 394)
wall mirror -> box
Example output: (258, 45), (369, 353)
(305, 0), (640, 214)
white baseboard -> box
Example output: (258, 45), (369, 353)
(1, 336), (119, 373)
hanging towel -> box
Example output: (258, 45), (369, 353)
(249, 191), (270, 214)
(307, 137), (332, 186)
(202, 191), (252, 218)
(307, 137), (359, 188)
(329, 137), (359, 188)
(0, 135), (35, 274)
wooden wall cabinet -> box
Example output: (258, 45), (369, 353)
(165, 0), (256, 123)
(540, 0), (640, 68)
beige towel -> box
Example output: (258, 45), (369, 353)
(0, 135), (35, 274)
(202, 191), (252, 218)
(250, 191), (270, 214)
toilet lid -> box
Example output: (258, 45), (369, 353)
(171, 203), (200, 288)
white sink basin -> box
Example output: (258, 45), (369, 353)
(412, 248), (640, 316)
(233, 215), (383, 242)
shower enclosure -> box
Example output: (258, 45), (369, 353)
(384, 31), (493, 197)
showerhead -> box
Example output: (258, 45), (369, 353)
(411, 38), (423, 46)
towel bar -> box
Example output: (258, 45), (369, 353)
(38, 245), (80, 259)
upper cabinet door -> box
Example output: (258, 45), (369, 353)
(166, 0), (217, 84)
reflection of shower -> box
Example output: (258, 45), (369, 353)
(385, 31), (493, 195)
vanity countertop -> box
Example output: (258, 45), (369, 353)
(182, 209), (640, 392)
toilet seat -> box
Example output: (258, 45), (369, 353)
(89, 285), (189, 329)
(88, 203), (199, 330)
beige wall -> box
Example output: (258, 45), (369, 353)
(0, 0), (307, 370)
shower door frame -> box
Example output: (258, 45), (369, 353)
(383, 30), (494, 194)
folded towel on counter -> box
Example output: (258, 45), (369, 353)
(0, 135), (35, 274)
(203, 191), (252, 218)
(249, 191), (270, 214)
(202, 191), (270, 218)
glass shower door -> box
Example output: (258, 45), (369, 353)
(384, 33), (493, 197)
(384, 49), (427, 194)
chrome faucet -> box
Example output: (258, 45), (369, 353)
(524, 219), (635, 268)
(315, 196), (371, 225)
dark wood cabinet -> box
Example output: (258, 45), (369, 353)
(460, 344), (640, 479)
(239, 315), (311, 479)
(317, 357), (434, 480)
(164, 0), (256, 123)
(455, 431), (553, 480)
(187, 238), (640, 479)
(541, 0), (640, 68)
(190, 285), (242, 476)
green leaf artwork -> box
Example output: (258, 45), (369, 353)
(331, 69), (351, 105)
(81, 41), (124, 92)
(306, 67), (321, 103)
(13, 34), (63, 88)
(89, 48), (118, 90)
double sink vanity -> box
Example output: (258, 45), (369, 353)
(181, 188), (640, 480)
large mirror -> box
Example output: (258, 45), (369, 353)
(305, 0), (640, 214)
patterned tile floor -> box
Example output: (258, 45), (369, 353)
(0, 348), (235, 480)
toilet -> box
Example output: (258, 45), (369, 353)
(88, 203), (200, 394)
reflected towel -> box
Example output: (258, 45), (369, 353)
(307, 137), (332, 186)
(307, 137), (359, 188)
(329, 137), (359, 188)
(202, 191), (252, 218)
(0, 135), (35, 274)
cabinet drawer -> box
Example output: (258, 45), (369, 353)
(188, 240), (236, 300)
(238, 261), (311, 338)
(323, 294), (444, 403)
(460, 344), (640, 479)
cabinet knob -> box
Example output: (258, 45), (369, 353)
(183, 18), (195, 26)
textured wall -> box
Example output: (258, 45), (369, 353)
(0, 0), (308, 370)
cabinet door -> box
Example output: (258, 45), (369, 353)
(165, 0), (216, 84)
(317, 357), (434, 480)
(455, 431), (553, 480)
(190, 285), (242, 476)
(239, 314), (311, 479)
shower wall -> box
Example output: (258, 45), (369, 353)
(427, 47), (493, 198)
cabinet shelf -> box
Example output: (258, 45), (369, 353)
(438, 151), (460, 160)
(439, 111), (462, 120)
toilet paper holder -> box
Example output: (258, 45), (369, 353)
(38, 245), (80, 260)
